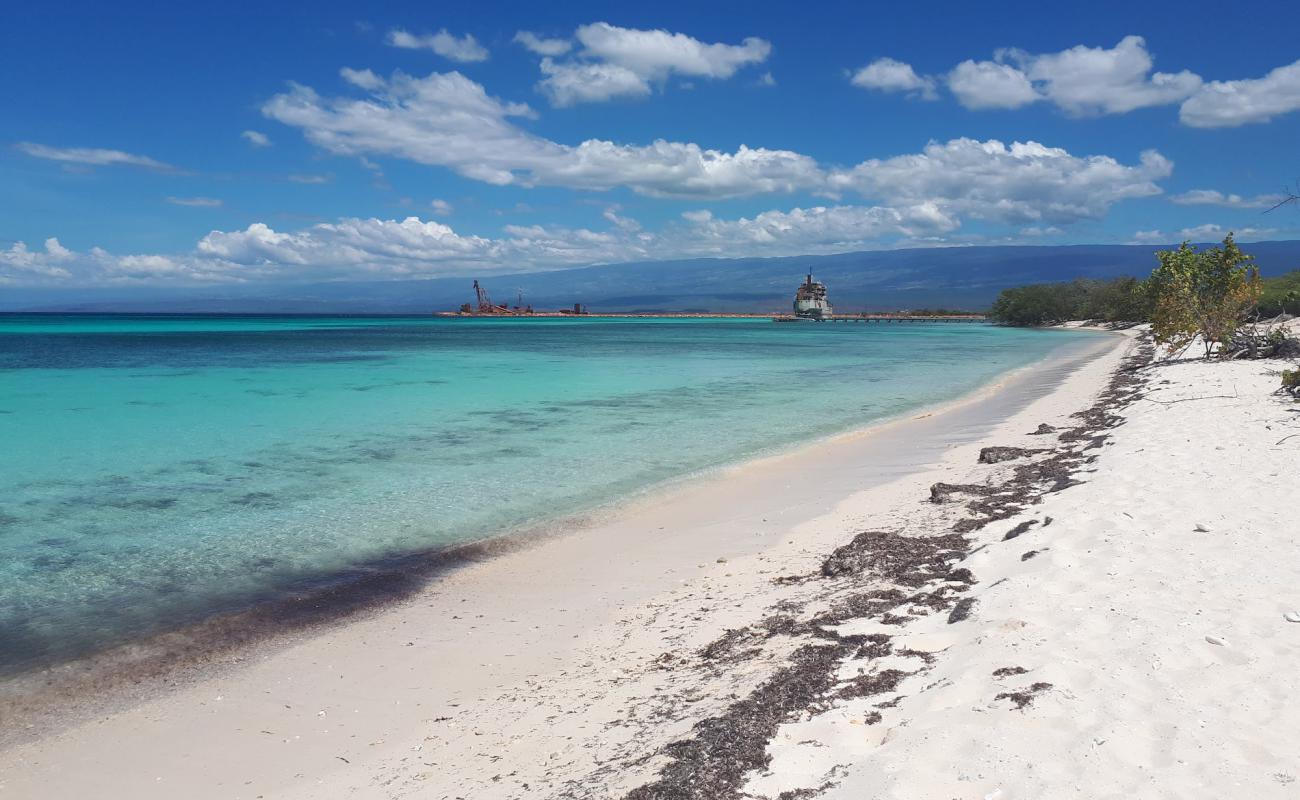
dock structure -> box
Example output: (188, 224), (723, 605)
(772, 313), (988, 323)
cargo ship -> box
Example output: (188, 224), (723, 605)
(792, 273), (833, 319)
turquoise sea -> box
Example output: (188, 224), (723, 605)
(0, 315), (1093, 673)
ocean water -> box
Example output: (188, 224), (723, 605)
(0, 315), (1093, 672)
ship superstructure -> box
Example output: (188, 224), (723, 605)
(792, 273), (833, 319)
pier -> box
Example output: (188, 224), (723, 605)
(772, 313), (988, 323)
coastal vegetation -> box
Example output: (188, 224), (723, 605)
(1146, 234), (1260, 357)
(987, 276), (1151, 326)
(992, 234), (1300, 360)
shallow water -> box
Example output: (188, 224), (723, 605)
(0, 314), (1099, 672)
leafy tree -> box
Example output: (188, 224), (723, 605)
(1148, 233), (1261, 357)
(988, 277), (1151, 326)
(1257, 269), (1300, 317)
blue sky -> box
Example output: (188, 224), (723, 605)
(3, 0), (1299, 287)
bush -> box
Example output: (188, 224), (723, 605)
(1149, 233), (1262, 357)
(1258, 270), (1300, 317)
(1282, 368), (1300, 399)
(988, 277), (1151, 326)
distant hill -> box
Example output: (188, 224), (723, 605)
(6, 240), (1300, 314)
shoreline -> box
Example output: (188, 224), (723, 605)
(0, 330), (1125, 798)
(0, 330), (1108, 701)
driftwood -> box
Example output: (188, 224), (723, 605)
(1222, 326), (1300, 360)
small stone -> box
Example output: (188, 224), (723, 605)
(1205, 635), (1226, 646)
(1284, 611), (1300, 623)
(1194, 524), (1210, 532)
(716, 557), (727, 563)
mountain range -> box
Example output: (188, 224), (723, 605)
(5, 241), (1300, 314)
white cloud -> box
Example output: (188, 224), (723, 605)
(387, 28), (489, 63)
(531, 22), (770, 106)
(1180, 58), (1300, 127)
(1130, 229), (1167, 244)
(288, 173), (331, 184)
(2, 202), (958, 286)
(513, 31), (572, 57)
(538, 58), (651, 106)
(947, 60), (1038, 109)
(429, 198), (454, 215)
(265, 67), (1172, 213)
(1169, 189), (1287, 209)
(166, 196), (223, 207)
(1012, 35), (1201, 115)
(681, 209), (713, 223)
(602, 205), (641, 232)
(340, 67), (385, 90)
(241, 130), (272, 147)
(828, 138), (1172, 224)
(1176, 223), (1277, 241)
(849, 57), (937, 99)
(0, 237), (74, 279)
(672, 203), (958, 257)
(16, 142), (174, 171)
(757, 72), (776, 87)
(262, 69), (822, 199)
(576, 22), (769, 79)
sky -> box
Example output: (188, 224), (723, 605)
(3, 0), (1300, 288)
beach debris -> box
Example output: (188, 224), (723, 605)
(1204, 635), (1227, 646)
(947, 598), (977, 624)
(992, 666), (1028, 677)
(820, 530), (967, 585)
(978, 446), (1047, 464)
(995, 681), (1053, 710)
(1194, 523), (1210, 532)
(929, 482), (995, 503)
(1028, 423), (1058, 435)
(1020, 550), (1041, 561)
(1003, 519), (1038, 540)
(1283, 611), (1300, 623)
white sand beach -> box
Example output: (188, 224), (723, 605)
(2, 327), (1298, 800)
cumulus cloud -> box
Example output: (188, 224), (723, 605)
(1180, 58), (1300, 127)
(1011, 36), (1201, 115)
(538, 58), (651, 106)
(1, 203), (952, 286)
(1130, 224), (1280, 244)
(262, 67), (1171, 213)
(1169, 189), (1288, 209)
(828, 138), (1172, 224)
(16, 142), (174, 171)
(340, 67), (385, 90)
(166, 196), (223, 207)
(261, 69), (822, 198)
(241, 130), (272, 147)
(513, 31), (572, 57)
(1176, 223), (1277, 241)
(947, 60), (1038, 109)
(429, 198), (454, 215)
(529, 22), (770, 105)
(849, 57), (937, 99)
(881, 36), (1201, 117)
(1130, 229), (1168, 244)
(0, 237), (75, 280)
(387, 28), (489, 63)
